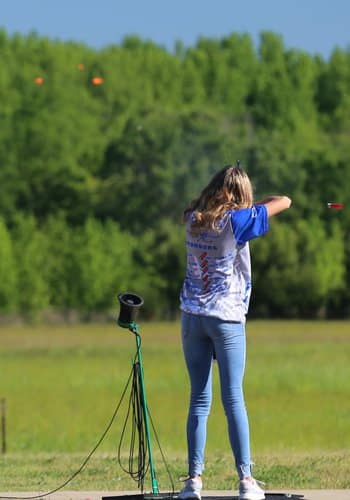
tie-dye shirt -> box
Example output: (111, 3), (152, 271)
(180, 205), (269, 322)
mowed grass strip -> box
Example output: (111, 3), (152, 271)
(0, 452), (350, 490)
(0, 321), (349, 490)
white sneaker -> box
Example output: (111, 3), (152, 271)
(239, 477), (265, 500)
(178, 477), (202, 500)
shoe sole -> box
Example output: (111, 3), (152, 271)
(239, 494), (265, 500)
(178, 495), (201, 500)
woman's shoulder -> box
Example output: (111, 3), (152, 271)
(229, 205), (267, 219)
(230, 205), (269, 244)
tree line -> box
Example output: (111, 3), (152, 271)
(0, 29), (349, 320)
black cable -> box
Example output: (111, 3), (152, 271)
(117, 343), (176, 495)
(118, 354), (149, 492)
(148, 410), (175, 494)
(0, 363), (135, 500)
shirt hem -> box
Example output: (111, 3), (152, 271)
(180, 306), (247, 323)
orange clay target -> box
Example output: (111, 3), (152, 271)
(91, 77), (104, 85)
(34, 77), (44, 85)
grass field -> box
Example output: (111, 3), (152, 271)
(0, 321), (349, 492)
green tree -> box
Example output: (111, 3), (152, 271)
(67, 218), (137, 314)
(251, 218), (345, 317)
(11, 215), (50, 319)
(135, 220), (186, 318)
(0, 29), (349, 318)
(0, 218), (18, 313)
(43, 214), (75, 311)
(250, 32), (295, 129)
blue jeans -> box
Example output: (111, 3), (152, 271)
(181, 311), (251, 479)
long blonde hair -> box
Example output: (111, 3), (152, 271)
(184, 165), (253, 232)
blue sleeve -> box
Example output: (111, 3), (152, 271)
(230, 205), (269, 245)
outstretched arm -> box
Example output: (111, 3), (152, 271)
(256, 195), (292, 217)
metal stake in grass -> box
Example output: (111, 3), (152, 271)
(1, 398), (6, 454)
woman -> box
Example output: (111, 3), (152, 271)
(179, 164), (291, 500)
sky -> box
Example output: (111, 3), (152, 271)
(1, 0), (350, 59)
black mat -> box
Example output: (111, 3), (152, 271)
(102, 494), (305, 500)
